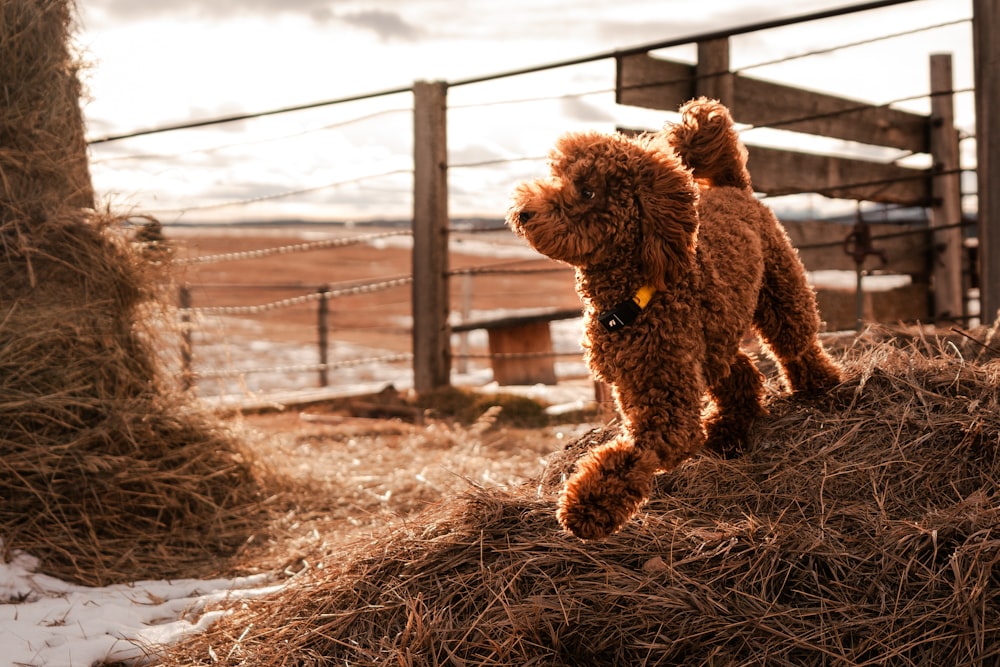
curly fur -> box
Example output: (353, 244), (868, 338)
(506, 97), (842, 541)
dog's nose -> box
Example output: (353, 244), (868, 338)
(517, 209), (534, 223)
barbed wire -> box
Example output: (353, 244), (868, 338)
(447, 0), (921, 89)
(758, 165), (968, 203)
(795, 218), (973, 252)
(192, 350), (588, 381)
(450, 155), (548, 170)
(194, 353), (414, 379)
(148, 167), (413, 215)
(175, 226), (554, 273)
(92, 107), (412, 165)
(177, 229), (411, 265)
(184, 276), (413, 316)
(88, 86), (413, 145)
(452, 18), (969, 117)
(733, 18), (970, 75)
(181, 262), (576, 315)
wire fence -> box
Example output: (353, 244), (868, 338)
(173, 226), (585, 398)
(88, 0), (978, 400)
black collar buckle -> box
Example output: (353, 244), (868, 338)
(598, 299), (642, 332)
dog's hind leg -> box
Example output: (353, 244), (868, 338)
(754, 232), (841, 393)
(704, 350), (767, 458)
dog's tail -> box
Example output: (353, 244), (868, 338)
(664, 97), (751, 191)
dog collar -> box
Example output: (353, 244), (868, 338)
(597, 285), (656, 332)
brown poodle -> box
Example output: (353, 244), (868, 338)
(506, 97), (841, 540)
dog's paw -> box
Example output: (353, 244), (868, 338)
(556, 440), (658, 540)
(703, 412), (759, 459)
(703, 430), (745, 459)
(784, 345), (842, 395)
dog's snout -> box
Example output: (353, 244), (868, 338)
(516, 209), (534, 223)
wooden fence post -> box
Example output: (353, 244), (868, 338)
(317, 286), (329, 387)
(929, 53), (965, 322)
(697, 38), (733, 105)
(974, 0), (1000, 323)
(457, 272), (473, 375)
(412, 80), (451, 393)
(179, 285), (193, 391)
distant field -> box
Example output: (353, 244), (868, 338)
(167, 225), (587, 399)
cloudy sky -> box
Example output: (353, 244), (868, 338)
(73, 0), (975, 223)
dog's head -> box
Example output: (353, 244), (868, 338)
(506, 131), (699, 291)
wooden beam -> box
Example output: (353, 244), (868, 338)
(974, 0), (1000, 323)
(451, 308), (581, 333)
(733, 77), (929, 153)
(412, 80), (451, 392)
(616, 53), (694, 111)
(928, 53), (965, 322)
(747, 145), (929, 206)
(696, 38), (733, 104)
(617, 52), (929, 153)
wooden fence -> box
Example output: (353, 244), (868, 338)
(107, 0), (991, 398)
(618, 43), (964, 323)
(409, 4), (982, 391)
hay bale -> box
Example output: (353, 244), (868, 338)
(0, 0), (93, 220)
(0, 212), (269, 586)
(164, 333), (1000, 665)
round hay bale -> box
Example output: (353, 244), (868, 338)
(0, 212), (269, 586)
(164, 333), (1000, 665)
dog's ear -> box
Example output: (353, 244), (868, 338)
(635, 146), (700, 291)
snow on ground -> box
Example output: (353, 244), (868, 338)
(191, 294), (593, 409)
(0, 545), (283, 666)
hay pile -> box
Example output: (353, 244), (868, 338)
(0, 213), (270, 586)
(164, 331), (1000, 665)
(0, 0), (269, 586)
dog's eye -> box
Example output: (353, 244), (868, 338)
(581, 188), (596, 200)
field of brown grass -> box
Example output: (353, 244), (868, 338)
(170, 225), (581, 347)
(167, 225), (588, 398)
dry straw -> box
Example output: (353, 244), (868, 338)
(163, 329), (1000, 666)
(0, 211), (271, 586)
(0, 0), (269, 586)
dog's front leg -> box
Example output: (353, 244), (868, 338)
(557, 381), (705, 540)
